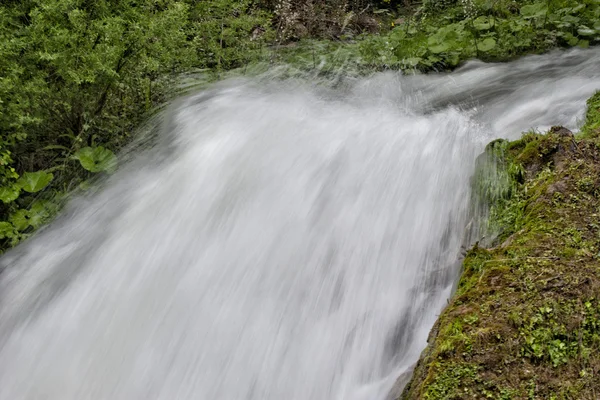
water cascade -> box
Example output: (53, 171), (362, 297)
(1, 48), (599, 400)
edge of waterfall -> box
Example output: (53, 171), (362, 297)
(399, 92), (600, 399)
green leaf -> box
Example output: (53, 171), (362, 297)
(0, 185), (20, 203)
(445, 53), (461, 67)
(429, 44), (450, 54)
(427, 36), (453, 54)
(10, 209), (31, 231)
(473, 16), (492, 30)
(403, 57), (422, 67)
(577, 26), (595, 36)
(17, 171), (54, 193)
(520, 3), (547, 18)
(563, 32), (579, 46)
(28, 200), (57, 229)
(577, 39), (590, 48)
(561, 15), (580, 25)
(73, 147), (118, 173)
(0, 222), (16, 239)
(478, 37), (497, 52)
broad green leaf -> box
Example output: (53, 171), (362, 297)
(595, 22), (600, 31)
(17, 171), (54, 193)
(577, 39), (590, 48)
(473, 16), (492, 30)
(561, 15), (580, 25)
(429, 44), (450, 54)
(0, 222), (16, 239)
(446, 53), (461, 67)
(427, 36), (452, 54)
(10, 209), (31, 231)
(74, 147), (118, 173)
(561, 32), (579, 46)
(577, 26), (595, 36)
(403, 57), (422, 66)
(0, 185), (20, 203)
(478, 37), (497, 52)
(28, 200), (57, 229)
(520, 3), (547, 18)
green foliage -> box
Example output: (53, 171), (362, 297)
(424, 363), (479, 399)
(359, 0), (600, 70)
(520, 300), (600, 367)
(580, 91), (600, 138)
(17, 171), (54, 193)
(73, 147), (117, 173)
(189, 0), (274, 71)
(0, 0), (272, 253)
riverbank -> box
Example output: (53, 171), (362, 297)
(401, 92), (600, 399)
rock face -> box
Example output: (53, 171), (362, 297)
(401, 118), (600, 399)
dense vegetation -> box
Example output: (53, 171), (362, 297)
(1, 0), (600, 396)
(361, 0), (600, 70)
(0, 0), (274, 251)
(0, 0), (598, 255)
(401, 93), (600, 399)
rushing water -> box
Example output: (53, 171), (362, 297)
(1, 48), (599, 400)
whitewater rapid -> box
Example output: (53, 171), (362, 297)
(0, 48), (599, 400)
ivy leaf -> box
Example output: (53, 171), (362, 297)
(17, 171), (54, 193)
(74, 147), (118, 173)
(478, 37), (497, 52)
(9, 209), (31, 231)
(473, 16), (492, 30)
(0, 222), (16, 239)
(0, 185), (20, 203)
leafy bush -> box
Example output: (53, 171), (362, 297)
(0, 0), (272, 253)
(360, 0), (600, 70)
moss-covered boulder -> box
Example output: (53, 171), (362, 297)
(401, 94), (600, 399)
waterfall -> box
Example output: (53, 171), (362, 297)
(0, 48), (599, 400)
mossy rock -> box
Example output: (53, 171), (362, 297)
(401, 121), (600, 399)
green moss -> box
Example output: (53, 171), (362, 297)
(580, 91), (600, 139)
(423, 363), (479, 399)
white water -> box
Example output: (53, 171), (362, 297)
(1, 48), (599, 400)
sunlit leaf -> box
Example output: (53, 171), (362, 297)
(478, 37), (497, 52)
(28, 200), (57, 229)
(73, 146), (118, 173)
(520, 3), (547, 18)
(0, 185), (20, 203)
(17, 171), (54, 193)
(577, 26), (595, 36)
(9, 209), (31, 231)
(0, 222), (16, 239)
